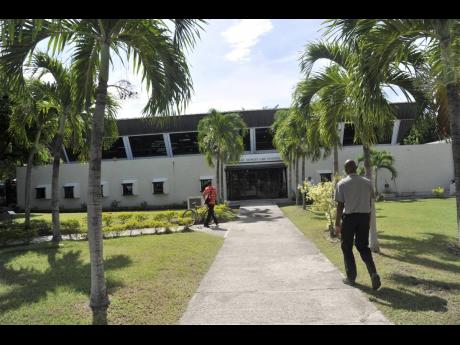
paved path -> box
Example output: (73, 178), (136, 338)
(179, 201), (390, 325)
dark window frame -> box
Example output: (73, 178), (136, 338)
(64, 186), (74, 199)
(35, 187), (46, 199)
(122, 183), (134, 196)
(153, 182), (164, 195)
(129, 134), (168, 158)
(102, 137), (127, 160)
(169, 131), (200, 155)
(255, 127), (275, 151)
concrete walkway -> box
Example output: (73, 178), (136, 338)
(179, 201), (391, 325)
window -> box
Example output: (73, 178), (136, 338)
(129, 134), (167, 158)
(319, 173), (332, 183)
(122, 183), (133, 196)
(36, 187), (46, 199)
(64, 186), (74, 199)
(153, 182), (164, 194)
(102, 137), (127, 159)
(255, 128), (275, 151)
(65, 147), (82, 162)
(169, 132), (200, 155)
(200, 179), (212, 192)
(343, 123), (360, 146)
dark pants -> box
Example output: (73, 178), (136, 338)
(204, 204), (218, 226)
(341, 213), (377, 281)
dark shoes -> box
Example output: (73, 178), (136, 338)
(371, 273), (381, 291)
(342, 277), (356, 286)
(203, 224), (210, 228)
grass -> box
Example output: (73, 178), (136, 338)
(281, 198), (460, 325)
(0, 231), (224, 324)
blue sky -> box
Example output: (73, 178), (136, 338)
(36, 19), (409, 119)
(113, 19), (330, 118)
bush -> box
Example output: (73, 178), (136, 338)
(376, 193), (385, 202)
(135, 214), (148, 222)
(102, 214), (114, 227)
(306, 180), (338, 233)
(432, 186), (445, 198)
(60, 219), (83, 237)
(118, 213), (133, 224)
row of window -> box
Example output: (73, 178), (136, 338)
(35, 178), (214, 199)
(65, 128), (274, 161)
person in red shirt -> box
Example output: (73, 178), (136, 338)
(202, 181), (218, 228)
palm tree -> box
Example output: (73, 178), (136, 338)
(198, 109), (248, 203)
(327, 19), (460, 242)
(30, 52), (79, 242)
(294, 40), (427, 252)
(357, 149), (397, 195)
(0, 19), (204, 324)
(9, 79), (59, 228)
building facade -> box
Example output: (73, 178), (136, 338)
(16, 104), (455, 211)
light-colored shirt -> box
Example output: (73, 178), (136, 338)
(335, 173), (374, 214)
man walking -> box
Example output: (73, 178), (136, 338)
(202, 181), (218, 228)
(334, 160), (381, 290)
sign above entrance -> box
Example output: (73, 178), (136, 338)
(238, 153), (281, 163)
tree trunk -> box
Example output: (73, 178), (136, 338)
(439, 21), (460, 243)
(295, 156), (299, 205)
(221, 160), (224, 202)
(363, 144), (380, 253)
(374, 169), (378, 195)
(51, 110), (67, 242)
(216, 155), (220, 204)
(301, 154), (306, 209)
(87, 41), (110, 324)
(288, 160), (293, 199)
(24, 128), (42, 229)
(333, 144), (339, 178)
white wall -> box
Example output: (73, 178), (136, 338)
(17, 155), (217, 210)
(16, 143), (455, 210)
(293, 143), (454, 196)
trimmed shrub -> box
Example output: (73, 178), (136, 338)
(432, 186), (445, 198)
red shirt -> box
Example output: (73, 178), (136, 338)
(203, 186), (217, 205)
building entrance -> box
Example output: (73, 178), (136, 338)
(226, 164), (287, 201)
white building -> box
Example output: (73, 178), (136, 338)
(16, 104), (455, 211)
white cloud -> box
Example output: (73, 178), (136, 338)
(222, 19), (273, 62)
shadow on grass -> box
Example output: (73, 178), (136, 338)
(354, 282), (448, 313)
(379, 233), (460, 274)
(0, 242), (132, 314)
(389, 272), (460, 292)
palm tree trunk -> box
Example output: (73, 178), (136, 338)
(333, 144), (339, 177)
(374, 169), (378, 195)
(363, 144), (380, 253)
(288, 160), (292, 199)
(439, 22), (460, 243)
(216, 156), (220, 204)
(295, 156), (299, 205)
(51, 110), (67, 242)
(221, 160), (224, 202)
(24, 128), (42, 229)
(301, 154), (306, 209)
(87, 41), (110, 325)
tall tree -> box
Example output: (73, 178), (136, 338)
(294, 40), (426, 252)
(327, 19), (460, 243)
(0, 19), (204, 324)
(9, 79), (58, 228)
(198, 109), (248, 203)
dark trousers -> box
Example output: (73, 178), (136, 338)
(204, 204), (218, 226)
(341, 213), (377, 281)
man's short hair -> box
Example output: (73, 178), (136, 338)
(344, 160), (357, 174)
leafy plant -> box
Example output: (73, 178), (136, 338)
(306, 181), (337, 233)
(432, 186), (445, 198)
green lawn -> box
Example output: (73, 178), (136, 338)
(0, 231), (223, 324)
(281, 198), (460, 325)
